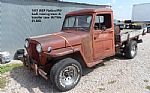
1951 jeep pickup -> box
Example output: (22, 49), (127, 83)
(21, 8), (147, 92)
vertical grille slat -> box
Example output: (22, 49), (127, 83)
(29, 43), (40, 63)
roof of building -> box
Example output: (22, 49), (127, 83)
(56, 1), (111, 8)
(1, 0), (111, 8)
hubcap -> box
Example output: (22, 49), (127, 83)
(59, 65), (80, 87)
(131, 45), (136, 57)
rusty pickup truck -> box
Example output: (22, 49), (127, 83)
(21, 8), (147, 91)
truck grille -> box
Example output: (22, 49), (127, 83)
(29, 43), (40, 63)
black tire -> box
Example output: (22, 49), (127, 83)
(50, 58), (82, 92)
(124, 40), (137, 59)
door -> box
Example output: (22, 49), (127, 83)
(93, 13), (115, 60)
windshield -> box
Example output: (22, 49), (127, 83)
(62, 15), (92, 31)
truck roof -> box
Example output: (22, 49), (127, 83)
(67, 8), (112, 15)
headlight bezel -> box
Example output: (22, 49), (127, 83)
(25, 40), (29, 48)
(36, 43), (42, 53)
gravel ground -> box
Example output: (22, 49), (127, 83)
(0, 34), (150, 93)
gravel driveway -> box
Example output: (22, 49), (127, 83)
(0, 34), (150, 93)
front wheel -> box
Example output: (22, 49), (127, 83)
(50, 58), (82, 92)
(124, 40), (137, 59)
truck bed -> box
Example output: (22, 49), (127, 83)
(115, 29), (144, 43)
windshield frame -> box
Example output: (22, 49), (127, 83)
(62, 14), (93, 31)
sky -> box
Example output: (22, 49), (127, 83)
(63, 0), (150, 20)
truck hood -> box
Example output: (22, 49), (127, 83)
(29, 31), (89, 52)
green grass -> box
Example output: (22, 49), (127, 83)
(0, 63), (23, 89)
(0, 63), (23, 74)
(0, 76), (7, 89)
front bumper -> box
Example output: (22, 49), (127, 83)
(21, 54), (48, 80)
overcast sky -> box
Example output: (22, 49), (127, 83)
(63, 0), (150, 20)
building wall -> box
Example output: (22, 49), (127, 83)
(1, 0), (107, 58)
(132, 3), (150, 22)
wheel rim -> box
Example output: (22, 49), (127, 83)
(59, 65), (80, 87)
(131, 45), (137, 57)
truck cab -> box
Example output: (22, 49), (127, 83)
(22, 8), (141, 92)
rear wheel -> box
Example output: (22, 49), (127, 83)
(124, 40), (137, 59)
(50, 58), (82, 92)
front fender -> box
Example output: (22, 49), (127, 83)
(45, 48), (80, 57)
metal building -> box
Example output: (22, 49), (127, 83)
(132, 3), (150, 22)
(0, 0), (110, 59)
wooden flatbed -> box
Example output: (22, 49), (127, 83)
(120, 29), (144, 42)
(115, 28), (145, 43)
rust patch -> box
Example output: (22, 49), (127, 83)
(82, 35), (93, 63)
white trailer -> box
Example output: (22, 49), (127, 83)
(132, 3), (150, 22)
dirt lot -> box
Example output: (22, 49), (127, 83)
(0, 34), (150, 93)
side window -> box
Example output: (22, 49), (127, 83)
(94, 14), (112, 30)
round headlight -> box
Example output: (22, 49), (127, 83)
(48, 47), (52, 53)
(36, 44), (42, 53)
(25, 40), (29, 48)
